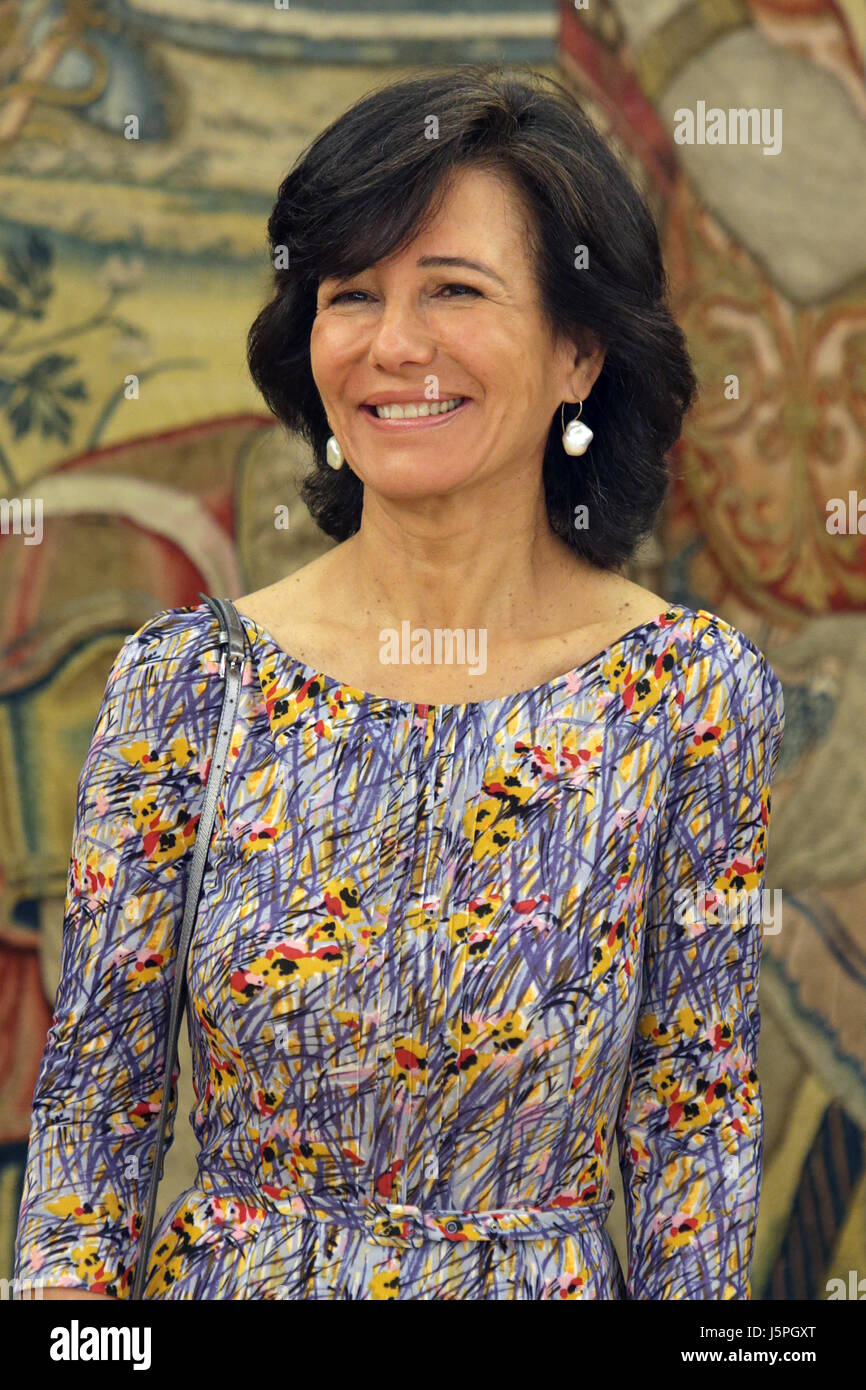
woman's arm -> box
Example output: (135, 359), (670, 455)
(615, 618), (786, 1299)
(12, 607), (224, 1300)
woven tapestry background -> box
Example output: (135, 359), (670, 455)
(1, 0), (864, 1301)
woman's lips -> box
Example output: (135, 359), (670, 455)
(359, 398), (472, 431)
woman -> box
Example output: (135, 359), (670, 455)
(15, 65), (785, 1300)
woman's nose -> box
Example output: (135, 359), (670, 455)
(366, 298), (436, 367)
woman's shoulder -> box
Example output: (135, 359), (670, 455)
(590, 578), (782, 708)
(108, 601), (224, 683)
(124, 599), (222, 661)
(671, 603), (785, 737)
(96, 601), (230, 726)
(677, 604), (783, 687)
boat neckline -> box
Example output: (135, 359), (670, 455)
(218, 601), (701, 714)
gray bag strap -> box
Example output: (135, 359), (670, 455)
(131, 593), (246, 1300)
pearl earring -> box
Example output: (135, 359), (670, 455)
(561, 400), (594, 456)
(325, 434), (345, 470)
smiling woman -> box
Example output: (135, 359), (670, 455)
(247, 65), (698, 572)
(14, 64), (786, 1305)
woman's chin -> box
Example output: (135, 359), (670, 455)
(349, 458), (476, 498)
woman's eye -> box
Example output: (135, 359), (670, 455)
(437, 283), (481, 298)
(329, 283), (480, 305)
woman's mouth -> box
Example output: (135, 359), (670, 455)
(360, 396), (472, 430)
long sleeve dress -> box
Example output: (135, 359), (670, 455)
(13, 599), (785, 1300)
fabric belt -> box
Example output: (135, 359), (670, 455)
(261, 1190), (614, 1249)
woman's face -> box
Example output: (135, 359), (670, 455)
(310, 165), (603, 506)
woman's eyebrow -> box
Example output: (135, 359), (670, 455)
(416, 254), (507, 288)
(319, 256), (508, 290)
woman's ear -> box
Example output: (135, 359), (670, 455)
(570, 330), (606, 398)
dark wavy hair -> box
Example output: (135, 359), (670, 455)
(247, 64), (698, 570)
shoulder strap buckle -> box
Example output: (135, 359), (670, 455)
(198, 592), (245, 677)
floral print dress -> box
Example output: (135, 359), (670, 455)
(14, 599), (785, 1300)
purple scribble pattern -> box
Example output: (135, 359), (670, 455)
(13, 599), (785, 1299)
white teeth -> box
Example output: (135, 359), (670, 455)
(372, 396), (465, 419)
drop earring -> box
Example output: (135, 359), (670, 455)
(561, 400), (594, 456)
(325, 433), (345, 470)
